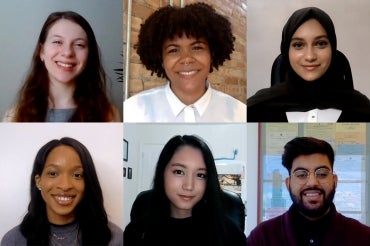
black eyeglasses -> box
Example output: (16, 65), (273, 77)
(291, 167), (333, 185)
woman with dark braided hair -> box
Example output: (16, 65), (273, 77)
(124, 3), (246, 122)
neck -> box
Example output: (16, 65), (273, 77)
(299, 206), (331, 221)
(170, 84), (207, 105)
(48, 81), (76, 109)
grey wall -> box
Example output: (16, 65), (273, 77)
(247, 0), (370, 99)
(0, 0), (123, 118)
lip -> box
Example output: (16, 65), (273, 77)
(52, 194), (76, 206)
(302, 189), (323, 199)
(56, 61), (76, 71)
(178, 195), (195, 201)
(177, 70), (198, 77)
(302, 65), (320, 71)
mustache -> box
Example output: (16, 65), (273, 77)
(301, 187), (325, 193)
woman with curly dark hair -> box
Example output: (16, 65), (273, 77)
(124, 3), (246, 122)
(0, 137), (123, 245)
(123, 135), (246, 246)
(3, 11), (121, 122)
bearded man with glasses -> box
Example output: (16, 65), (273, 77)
(247, 136), (370, 246)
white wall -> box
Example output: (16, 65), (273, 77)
(0, 0), (123, 118)
(247, 0), (370, 99)
(123, 123), (247, 230)
(0, 123), (123, 239)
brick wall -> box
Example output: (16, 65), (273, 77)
(124, 0), (247, 103)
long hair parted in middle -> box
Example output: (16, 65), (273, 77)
(14, 11), (115, 122)
(151, 135), (226, 242)
(20, 137), (111, 245)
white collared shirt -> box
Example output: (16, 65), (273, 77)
(124, 82), (246, 122)
(286, 108), (342, 122)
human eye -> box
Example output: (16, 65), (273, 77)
(51, 38), (63, 45)
(291, 41), (304, 50)
(315, 40), (329, 48)
(74, 41), (87, 49)
(294, 170), (308, 179)
(197, 172), (207, 179)
(192, 44), (204, 51)
(47, 170), (58, 177)
(316, 168), (329, 179)
(72, 171), (84, 179)
(173, 169), (185, 176)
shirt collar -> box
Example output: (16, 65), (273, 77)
(165, 81), (212, 117)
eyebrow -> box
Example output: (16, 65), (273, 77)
(163, 40), (207, 49)
(44, 163), (83, 169)
(49, 34), (87, 42)
(291, 35), (329, 42)
(169, 163), (207, 171)
(292, 165), (331, 172)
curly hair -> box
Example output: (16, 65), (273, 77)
(13, 11), (116, 122)
(135, 2), (235, 78)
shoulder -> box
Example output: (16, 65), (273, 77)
(108, 221), (123, 246)
(336, 212), (370, 233)
(247, 214), (285, 245)
(1, 225), (26, 246)
(125, 86), (166, 104)
(2, 108), (16, 122)
(211, 88), (246, 106)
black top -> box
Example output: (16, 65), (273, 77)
(124, 215), (246, 246)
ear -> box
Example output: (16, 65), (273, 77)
(35, 174), (41, 188)
(333, 173), (338, 188)
(285, 177), (290, 190)
(39, 44), (45, 62)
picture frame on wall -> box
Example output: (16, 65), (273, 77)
(124, 139), (128, 161)
(128, 167), (132, 179)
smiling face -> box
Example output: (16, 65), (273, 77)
(289, 19), (332, 82)
(164, 145), (207, 218)
(40, 19), (89, 86)
(162, 35), (211, 105)
(285, 153), (337, 219)
(35, 145), (85, 225)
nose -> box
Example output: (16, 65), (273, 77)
(58, 175), (73, 191)
(304, 46), (317, 62)
(180, 50), (195, 66)
(305, 172), (320, 187)
(61, 44), (74, 57)
(182, 174), (194, 191)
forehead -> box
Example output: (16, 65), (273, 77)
(46, 19), (87, 39)
(163, 34), (208, 46)
(291, 153), (331, 171)
(292, 19), (327, 38)
(168, 145), (206, 169)
(44, 145), (82, 167)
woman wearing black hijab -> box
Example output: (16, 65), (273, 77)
(247, 7), (370, 122)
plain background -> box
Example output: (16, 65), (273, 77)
(0, 123), (123, 240)
(0, 0), (123, 119)
(247, 0), (370, 99)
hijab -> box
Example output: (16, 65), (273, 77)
(247, 7), (370, 122)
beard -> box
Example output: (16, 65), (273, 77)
(288, 185), (336, 219)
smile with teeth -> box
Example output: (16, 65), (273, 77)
(53, 195), (74, 205)
(303, 190), (322, 198)
(56, 61), (74, 68)
(179, 70), (197, 76)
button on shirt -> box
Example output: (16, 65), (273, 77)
(286, 108), (342, 122)
(124, 82), (246, 122)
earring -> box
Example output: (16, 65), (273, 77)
(37, 186), (42, 191)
